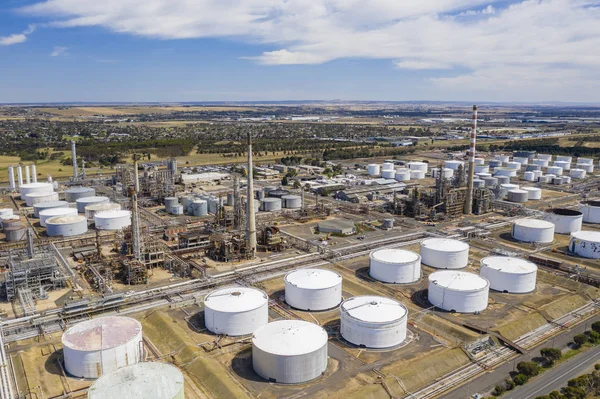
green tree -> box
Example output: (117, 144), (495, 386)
(517, 361), (540, 377)
(589, 331), (600, 344)
(540, 347), (562, 365)
(513, 374), (529, 385)
(493, 385), (505, 396)
(505, 378), (516, 391)
(281, 175), (289, 186)
(591, 321), (600, 333)
(573, 334), (588, 347)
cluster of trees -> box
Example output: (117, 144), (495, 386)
(535, 365), (600, 399)
(568, 134), (600, 142)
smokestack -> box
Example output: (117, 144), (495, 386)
(246, 132), (257, 256)
(16, 166), (23, 187)
(31, 164), (37, 183)
(133, 154), (140, 194)
(463, 105), (478, 214)
(8, 167), (15, 191)
(233, 175), (240, 230)
(71, 141), (78, 179)
(25, 165), (31, 184)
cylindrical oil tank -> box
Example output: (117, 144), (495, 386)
(495, 155), (510, 163)
(522, 187), (542, 200)
(226, 193), (234, 206)
(554, 160), (571, 170)
(282, 195), (302, 209)
(577, 163), (594, 173)
(171, 205), (184, 215)
(513, 157), (529, 165)
(564, 176), (572, 184)
(340, 296), (408, 349)
(499, 183), (519, 199)
(382, 218), (394, 229)
(24, 192), (59, 207)
(367, 164), (380, 176)
(474, 165), (489, 174)
(577, 157), (594, 165)
(204, 287), (268, 336)
(496, 175), (510, 185)
(537, 175), (550, 183)
(444, 160), (464, 171)
(39, 207), (78, 227)
(428, 271), (489, 313)
(524, 171), (535, 181)
(474, 157), (485, 165)
(268, 189), (290, 199)
(164, 197), (179, 211)
(489, 160), (502, 168)
(482, 176), (498, 187)
(382, 162), (395, 171)
(409, 170), (426, 180)
(556, 156), (572, 163)
(552, 177), (564, 185)
(252, 320), (328, 384)
(207, 197), (219, 214)
(526, 164), (542, 172)
(533, 159), (549, 167)
(569, 231), (600, 259)
(95, 210), (132, 231)
(547, 166), (563, 176)
(538, 154), (553, 161)
(261, 197), (282, 212)
(506, 161), (521, 170)
(256, 190), (265, 200)
(46, 215), (88, 237)
(180, 196), (194, 213)
(192, 199), (208, 216)
(513, 151), (537, 160)
(570, 168), (587, 179)
(480, 256), (537, 293)
(381, 169), (396, 179)
(369, 248), (420, 284)
(512, 219), (554, 243)
(579, 200), (600, 224)
(395, 169), (410, 181)
(76, 196), (110, 213)
(420, 238), (469, 269)
(494, 168), (517, 177)
(432, 168), (454, 179)
(4, 225), (27, 241)
(87, 362), (184, 399)
(85, 203), (121, 221)
(18, 182), (54, 197)
(546, 174), (556, 181)
(407, 161), (428, 172)
(62, 316), (143, 379)
(33, 200), (70, 218)
(65, 187), (96, 202)
(543, 208), (583, 234)
(533, 170), (543, 179)
(507, 189), (528, 203)
(476, 172), (492, 178)
(473, 179), (485, 188)
(284, 269), (342, 311)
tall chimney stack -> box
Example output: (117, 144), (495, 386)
(463, 105), (478, 214)
(71, 141), (78, 180)
(25, 165), (31, 184)
(31, 164), (37, 183)
(246, 132), (257, 256)
(8, 166), (15, 191)
(17, 165), (23, 187)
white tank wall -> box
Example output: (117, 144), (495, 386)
(19, 182), (54, 197)
(76, 196), (110, 213)
(512, 219), (554, 243)
(369, 249), (421, 283)
(409, 170), (426, 179)
(407, 162), (428, 172)
(569, 232), (600, 259)
(204, 287), (269, 336)
(420, 238), (469, 269)
(428, 272), (489, 313)
(284, 269), (342, 311)
(367, 164), (380, 176)
(33, 201), (70, 218)
(94, 211), (132, 230)
(381, 170), (396, 179)
(85, 203), (122, 221)
(523, 187), (542, 200)
(46, 216), (88, 237)
(479, 257), (537, 293)
(39, 208), (78, 227)
(24, 192), (59, 207)
(579, 201), (600, 224)
(543, 210), (583, 234)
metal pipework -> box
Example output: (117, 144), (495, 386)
(31, 164), (37, 183)
(246, 132), (257, 257)
(71, 140), (78, 179)
(463, 105), (478, 214)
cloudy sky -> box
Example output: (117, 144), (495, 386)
(1, 0), (599, 103)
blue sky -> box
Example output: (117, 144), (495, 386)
(1, 0), (599, 103)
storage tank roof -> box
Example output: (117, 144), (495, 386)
(262, 198), (280, 202)
(95, 210), (131, 219)
(204, 287), (268, 313)
(76, 196), (109, 203)
(86, 202), (120, 211)
(33, 201), (69, 209)
(429, 271), (488, 291)
(523, 187), (541, 191)
(341, 296), (406, 323)
(66, 187), (94, 193)
(25, 192), (55, 198)
(19, 182), (52, 189)
(370, 248), (419, 264)
(285, 269), (342, 290)
(88, 362), (183, 399)
(252, 320), (327, 356)
(62, 316), (142, 351)
(421, 238), (468, 252)
(571, 231), (600, 242)
(46, 215), (87, 224)
(481, 256), (537, 274)
(282, 195), (301, 200)
(514, 219), (554, 229)
(39, 208), (77, 217)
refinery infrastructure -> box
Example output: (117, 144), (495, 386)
(0, 111), (599, 399)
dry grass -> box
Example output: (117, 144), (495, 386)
(35, 106), (259, 117)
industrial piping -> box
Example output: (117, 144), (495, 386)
(464, 105), (478, 214)
(246, 132), (257, 257)
(71, 140), (78, 180)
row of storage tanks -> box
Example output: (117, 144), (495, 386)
(367, 162), (429, 181)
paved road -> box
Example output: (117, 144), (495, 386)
(440, 315), (600, 399)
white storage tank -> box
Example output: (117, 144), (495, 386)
(382, 162), (395, 171)
(369, 248), (421, 284)
(395, 170), (411, 181)
(474, 157), (485, 165)
(192, 199), (208, 216)
(507, 189), (528, 203)
(164, 197), (179, 212)
(474, 165), (489, 174)
(46, 215), (88, 237)
(85, 202), (122, 221)
(506, 161), (521, 170)
(577, 157), (594, 165)
(579, 200), (600, 224)
(261, 197), (282, 212)
(569, 231), (600, 259)
(407, 161), (428, 172)
(526, 164), (542, 172)
(33, 200), (70, 218)
(367, 164), (380, 176)
(62, 316), (143, 379)
(494, 168), (517, 177)
(284, 269), (342, 311)
(538, 154), (553, 161)
(204, 287), (268, 336)
(479, 256), (537, 293)
(556, 156), (572, 163)
(24, 191), (59, 207)
(381, 169), (396, 179)
(554, 160), (571, 170)
(489, 160), (503, 168)
(76, 196), (110, 213)
(482, 177), (498, 187)
(522, 187), (542, 200)
(87, 362), (184, 399)
(533, 159), (549, 167)
(428, 271), (489, 313)
(495, 155), (510, 163)
(577, 163), (594, 173)
(409, 170), (426, 180)
(282, 195), (302, 209)
(524, 171), (535, 181)
(513, 157), (529, 165)
(499, 183), (519, 199)
(340, 296), (408, 349)
(95, 210), (132, 231)
(473, 179), (485, 188)
(570, 169), (586, 179)
(444, 160), (464, 171)
(252, 320), (328, 384)
(496, 175), (510, 185)
(512, 219), (554, 243)
(18, 182), (54, 197)
(547, 166), (563, 176)
(432, 168), (454, 179)
(65, 187), (96, 202)
(476, 172), (492, 178)
(39, 207), (78, 227)
(533, 170), (543, 179)
(543, 208), (583, 234)
(420, 238), (469, 269)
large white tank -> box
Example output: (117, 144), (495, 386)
(369, 248), (421, 284)
(87, 362), (184, 399)
(62, 316), (143, 379)
(532, 159), (549, 167)
(65, 187), (96, 202)
(579, 200), (600, 224)
(547, 166), (563, 176)
(507, 189), (528, 203)
(428, 271), (489, 313)
(18, 182), (54, 197)
(432, 168), (454, 179)
(33, 200), (70, 218)
(407, 162), (428, 172)
(367, 164), (380, 176)
(479, 256), (537, 293)
(494, 168), (517, 177)
(85, 202), (122, 221)
(522, 187), (542, 200)
(95, 210), (132, 230)
(577, 157), (594, 165)
(543, 208), (583, 234)
(556, 156), (572, 163)
(569, 231), (600, 259)
(495, 155), (510, 163)
(512, 219), (554, 243)
(474, 165), (489, 174)
(409, 170), (426, 179)
(382, 162), (395, 171)
(570, 169), (587, 179)
(506, 161), (521, 170)
(252, 320), (328, 384)
(489, 160), (503, 168)
(24, 191), (59, 207)
(204, 287), (268, 336)
(39, 207), (78, 227)
(420, 238), (469, 269)
(538, 154), (553, 161)
(340, 296), (408, 349)
(444, 160), (464, 171)
(282, 195), (302, 209)
(513, 157), (529, 165)
(554, 160), (571, 170)
(381, 169), (396, 179)
(284, 269), (342, 311)
(499, 183), (519, 199)
(577, 163), (594, 173)
(46, 215), (88, 237)
(395, 170), (411, 181)
(474, 157), (485, 165)
(261, 197), (282, 212)
(76, 196), (110, 213)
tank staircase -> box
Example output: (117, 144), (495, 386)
(462, 322), (527, 354)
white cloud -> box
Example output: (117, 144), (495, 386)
(0, 24), (35, 46)
(50, 46), (68, 56)
(18, 0), (600, 99)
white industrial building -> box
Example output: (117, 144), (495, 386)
(543, 208), (583, 234)
(512, 219), (555, 243)
(252, 320), (328, 384)
(204, 286), (268, 336)
(580, 200), (600, 224)
(284, 269), (342, 311)
(479, 256), (537, 293)
(569, 231), (600, 259)
(62, 316), (143, 379)
(428, 271), (489, 313)
(420, 238), (469, 269)
(340, 296), (408, 349)
(369, 248), (421, 284)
